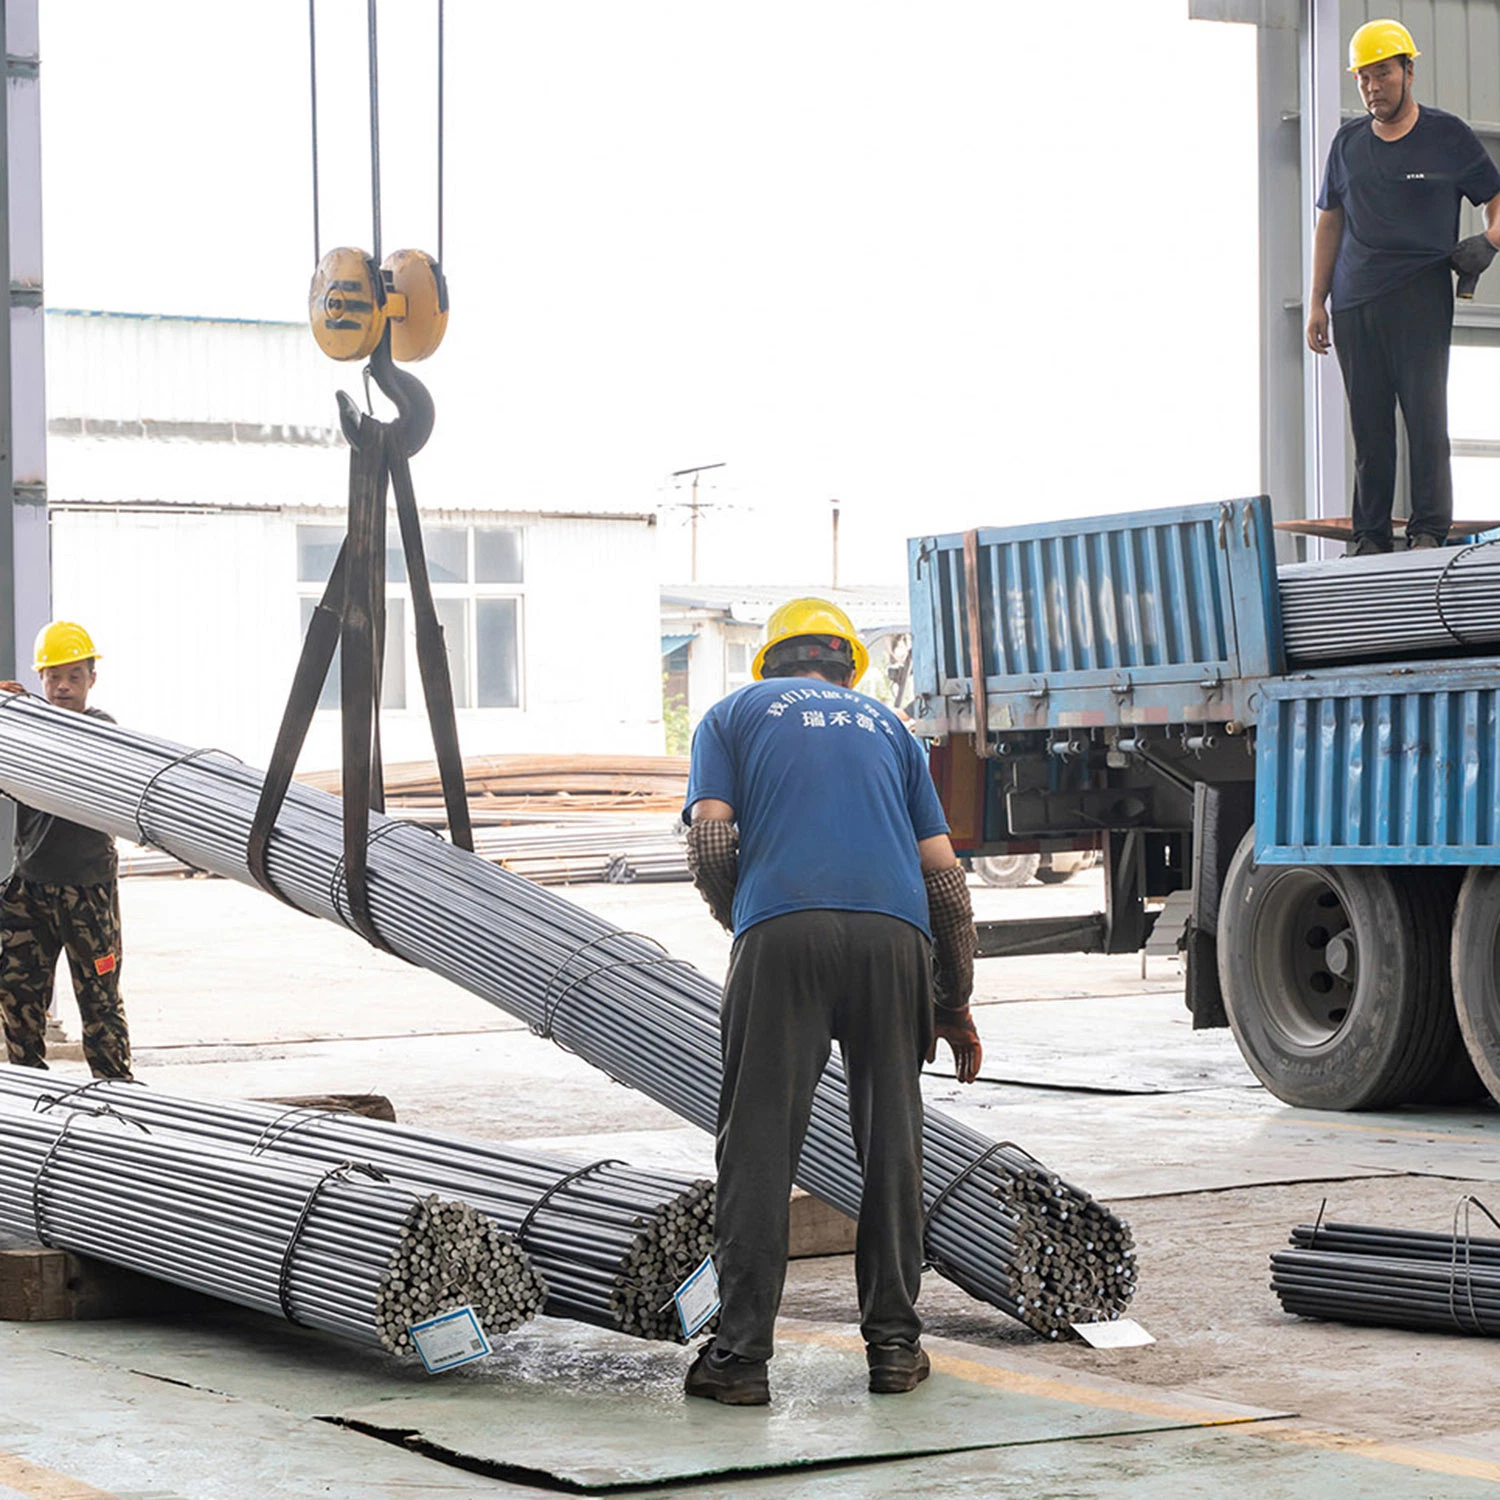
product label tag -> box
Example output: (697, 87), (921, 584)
(409, 1305), (492, 1374)
(1071, 1318), (1155, 1349)
(674, 1255), (721, 1339)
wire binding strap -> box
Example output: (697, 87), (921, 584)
(535, 931), (692, 1043)
(134, 748), (241, 852)
(249, 1104), (334, 1158)
(278, 1160), (390, 1325)
(513, 1159), (624, 1254)
(327, 819), (426, 958)
(1432, 542), (1497, 647)
(1447, 1193), (1500, 1336)
(536, 957), (696, 1045)
(28, 1116), (149, 1242)
(29, 1076), (142, 1114)
(921, 1140), (1028, 1271)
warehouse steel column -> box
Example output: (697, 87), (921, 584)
(0, 0), (47, 875)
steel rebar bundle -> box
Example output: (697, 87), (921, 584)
(0, 697), (1135, 1335)
(0, 1066), (712, 1342)
(1271, 1204), (1500, 1336)
(0, 1100), (545, 1353)
(1279, 543), (1500, 665)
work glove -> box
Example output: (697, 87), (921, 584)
(928, 1002), (983, 1084)
(1452, 234), (1498, 298)
(924, 864), (982, 1082)
(685, 817), (738, 932)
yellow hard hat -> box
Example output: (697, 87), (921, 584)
(753, 597), (869, 688)
(1349, 19), (1419, 72)
(33, 620), (100, 672)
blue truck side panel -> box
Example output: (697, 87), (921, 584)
(909, 496), (1500, 867)
(1256, 664), (1500, 864)
(909, 497), (1282, 734)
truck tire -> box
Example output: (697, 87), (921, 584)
(1451, 868), (1500, 1104)
(1217, 830), (1449, 1110)
(972, 854), (1040, 889)
(1035, 852), (1099, 885)
(1404, 870), (1486, 1105)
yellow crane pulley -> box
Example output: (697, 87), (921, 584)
(309, 247), (448, 364)
(305, 1), (449, 365)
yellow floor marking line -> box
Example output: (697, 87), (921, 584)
(0, 1452), (119, 1500)
(775, 1326), (1258, 1427)
(1253, 1422), (1500, 1486)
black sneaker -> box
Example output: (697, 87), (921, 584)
(1407, 533), (1442, 550)
(684, 1342), (770, 1406)
(1347, 536), (1390, 558)
(866, 1340), (931, 1394)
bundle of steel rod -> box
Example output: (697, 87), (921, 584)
(0, 697), (1135, 1335)
(300, 752), (688, 814)
(0, 1099), (544, 1353)
(1279, 543), (1500, 664)
(1272, 1206), (1500, 1336)
(0, 1066), (712, 1342)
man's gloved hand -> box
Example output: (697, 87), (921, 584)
(927, 1003), (983, 1084)
(1452, 234), (1498, 298)
(924, 863), (981, 1082)
(685, 817), (738, 932)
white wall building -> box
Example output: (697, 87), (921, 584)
(44, 311), (664, 769)
(661, 583), (910, 738)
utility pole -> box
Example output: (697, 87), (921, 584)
(830, 499), (840, 591)
(670, 462), (726, 583)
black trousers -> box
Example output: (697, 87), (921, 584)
(713, 909), (933, 1362)
(1333, 262), (1455, 547)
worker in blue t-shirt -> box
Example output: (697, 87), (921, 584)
(679, 597), (982, 1407)
(1307, 19), (1500, 557)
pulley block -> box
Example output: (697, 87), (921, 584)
(308, 247), (386, 362)
(382, 249), (449, 363)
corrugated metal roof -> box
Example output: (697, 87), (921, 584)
(660, 583), (907, 630)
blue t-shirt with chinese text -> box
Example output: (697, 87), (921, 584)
(685, 678), (949, 938)
(1317, 106), (1500, 311)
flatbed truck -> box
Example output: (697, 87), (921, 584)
(908, 495), (1500, 1111)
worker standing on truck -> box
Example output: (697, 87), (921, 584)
(1306, 18), (1500, 556)
(0, 622), (131, 1079)
(681, 597), (982, 1406)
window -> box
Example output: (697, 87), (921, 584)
(296, 522), (524, 714)
(476, 598), (520, 707)
(725, 638), (754, 693)
(296, 523), (407, 584)
(298, 596), (406, 710)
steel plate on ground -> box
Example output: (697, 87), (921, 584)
(13, 1313), (1276, 1490)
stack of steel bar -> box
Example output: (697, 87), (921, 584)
(0, 1066), (712, 1342)
(300, 752), (689, 818)
(0, 1099), (544, 1353)
(1279, 543), (1500, 665)
(0, 697), (1135, 1335)
(1272, 1209), (1500, 1336)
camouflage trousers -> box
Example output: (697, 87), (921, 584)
(0, 877), (131, 1079)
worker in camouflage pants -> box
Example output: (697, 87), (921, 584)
(0, 621), (131, 1079)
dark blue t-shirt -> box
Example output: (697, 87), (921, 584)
(685, 678), (949, 938)
(1317, 106), (1500, 311)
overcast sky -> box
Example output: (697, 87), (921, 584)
(39, 1), (1260, 588)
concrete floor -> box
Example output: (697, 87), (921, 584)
(5, 870), (1500, 1497)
